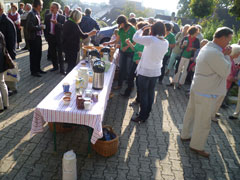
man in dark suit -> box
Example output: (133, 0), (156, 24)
(26, 0), (46, 77)
(0, 2), (18, 96)
(79, 8), (100, 46)
(0, 3), (16, 60)
(44, 2), (66, 74)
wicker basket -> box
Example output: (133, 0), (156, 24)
(92, 125), (119, 157)
(82, 46), (95, 57)
(48, 122), (76, 133)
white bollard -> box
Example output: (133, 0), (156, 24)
(62, 150), (77, 180)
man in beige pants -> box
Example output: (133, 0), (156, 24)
(181, 27), (233, 158)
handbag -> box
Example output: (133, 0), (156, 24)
(4, 48), (15, 69)
(4, 62), (20, 82)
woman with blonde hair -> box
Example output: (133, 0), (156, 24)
(62, 10), (97, 73)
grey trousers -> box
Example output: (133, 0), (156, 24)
(0, 73), (9, 109)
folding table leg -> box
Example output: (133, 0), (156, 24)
(53, 122), (57, 152)
(87, 127), (93, 158)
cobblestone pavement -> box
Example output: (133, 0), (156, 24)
(0, 41), (239, 180)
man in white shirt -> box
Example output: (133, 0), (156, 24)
(180, 27), (233, 158)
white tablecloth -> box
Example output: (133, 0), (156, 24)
(31, 62), (116, 144)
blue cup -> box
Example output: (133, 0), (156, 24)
(63, 83), (70, 92)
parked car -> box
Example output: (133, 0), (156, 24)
(91, 19), (180, 46)
(91, 25), (118, 46)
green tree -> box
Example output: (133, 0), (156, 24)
(119, 2), (154, 18)
(177, 0), (192, 18)
(216, 0), (233, 8)
(190, 0), (215, 18)
(200, 17), (224, 40)
(177, 0), (233, 18)
(230, 0), (240, 19)
(177, 19), (182, 27)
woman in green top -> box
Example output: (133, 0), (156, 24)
(103, 15), (136, 90)
(125, 22), (149, 101)
(172, 26), (200, 88)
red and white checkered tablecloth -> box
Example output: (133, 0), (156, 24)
(31, 61), (116, 144)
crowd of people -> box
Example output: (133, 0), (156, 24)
(0, 0), (240, 158)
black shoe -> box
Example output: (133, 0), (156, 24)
(229, 115), (238, 120)
(167, 83), (174, 87)
(60, 69), (67, 75)
(21, 47), (28, 51)
(8, 90), (17, 96)
(4, 107), (7, 110)
(129, 100), (139, 107)
(60, 71), (66, 75)
(120, 92), (130, 97)
(221, 104), (228, 109)
(121, 88), (132, 97)
(38, 70), (46, 74)
(131, 117), (142, 123)
(50, 68), (58, 72)
(131, 116), (146, 123)
(0, 109), (4, 113)
(31, 73), (41, 77)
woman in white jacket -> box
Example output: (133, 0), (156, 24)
(131, 21), (169, 123)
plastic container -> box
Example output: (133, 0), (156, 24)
(62, 150), (77, 180)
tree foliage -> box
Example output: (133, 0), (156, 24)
(216, 0), (233, 8)
(177, 0), (192, 18)
(189, 0), (215, 18)
(229, 0), (240, 19)
(119, 2), (154, 18)
(177, 0), (233, 18)
(200, 17), (224, 40)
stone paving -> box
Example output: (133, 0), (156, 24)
(0, 41), (239, 180)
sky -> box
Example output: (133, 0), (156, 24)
(81, 0), (179, 13)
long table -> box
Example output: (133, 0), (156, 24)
(31, 61), (116, 152)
